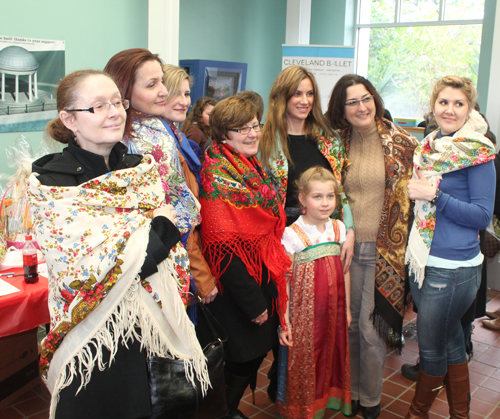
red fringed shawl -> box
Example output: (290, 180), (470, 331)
(200, 142), (291, 325)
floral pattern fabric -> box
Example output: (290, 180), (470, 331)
(266, 128), (348, 208)
(200, 141), (291, 326)
(28, 156), (207, 419)
(124, 116), (201, 234)
(406, 110), (496, 287)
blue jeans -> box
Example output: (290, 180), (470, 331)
(409, 265), (481, 377)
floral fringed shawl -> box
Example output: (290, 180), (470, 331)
(342, 118), (418, 351)
(28, 156), (208, 419)
(406, 110), (496, 287)
(199, 142), (291, 326)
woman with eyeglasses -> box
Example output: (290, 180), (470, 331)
(29, 70), (207, 419)
(199, 96), (290, 419)
(104, 49), (217, 304)
(404, 76), (495, 419)
(325, 74), (418, 419)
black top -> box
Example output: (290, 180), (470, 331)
(205, 254), (279, 363)
(285, 134), (333, 225)
(33, 139), (181, 419)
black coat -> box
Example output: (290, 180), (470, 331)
(202, 254), (279, 364)
(33, 139), (181, 419)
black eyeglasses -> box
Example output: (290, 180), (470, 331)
(66, 99), (130, 114)
(228, 123), (263, 135)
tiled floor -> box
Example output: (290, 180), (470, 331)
(2, 290), (500, 419)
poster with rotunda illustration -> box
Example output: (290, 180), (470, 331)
(0, 36), (65, 133)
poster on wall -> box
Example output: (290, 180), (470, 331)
(282, 45), (355, 112)
(0, 36), (65, 133)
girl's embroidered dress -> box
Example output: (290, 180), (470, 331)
(277, 217), (351, 419)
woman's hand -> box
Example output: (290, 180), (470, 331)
(252, 309), (268, 326)
(341, 228), (355, 273)
(407, 168), (436, 202)
(201, 287), (218, 304)
(279, 329), (293, 347)
(153, 205), (177, 225)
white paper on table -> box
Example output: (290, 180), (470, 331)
(0, 278), (20, 296)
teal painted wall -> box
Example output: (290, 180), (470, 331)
(179, 0), (287, 112)
(310, 0), (348, 46)
(0, 0), (148, 174)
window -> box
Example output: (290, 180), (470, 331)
(356, 0), (484, 119)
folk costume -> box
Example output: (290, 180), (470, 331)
(404, 111), (496, 419)
(340, 117), (418, 409)
(29, 145), (208, 419)
(277, 217), (351, 419)
(265, 128), (353, 229)
(199, 141), (291, 416)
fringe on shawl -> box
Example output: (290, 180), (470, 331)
(47, 260), (209, 419)
(405, 245), (426, 289)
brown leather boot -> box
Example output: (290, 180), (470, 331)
(405, 369), (445, 419)
(445, 362), (470, 419)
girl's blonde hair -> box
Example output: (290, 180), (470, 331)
(162, 64), (193, 103)
(296, 166), (341, 211)
(260, 66), (333, 169)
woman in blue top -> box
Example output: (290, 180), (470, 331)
(405, 76), (496, 419)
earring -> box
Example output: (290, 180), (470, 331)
(302, 209), (306, 214)
(221, 140), (227, 144)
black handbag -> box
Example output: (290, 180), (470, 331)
(148, 301), (228, 419)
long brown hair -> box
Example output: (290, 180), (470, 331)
(326, 74), (385, 131)
(260, 66), (332, 169)
(181, 96), (216, 138)
(104, 48), (163, 138)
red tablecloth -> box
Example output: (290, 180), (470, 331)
(0, 267), (49, 338)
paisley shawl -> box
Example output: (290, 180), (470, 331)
(199, 142), (290, 325)
(405, 110), (496, 287)
(28, 156), (208, 419)
(341, 117), (418, 350)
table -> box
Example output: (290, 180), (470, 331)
(0, 267), (49, 338)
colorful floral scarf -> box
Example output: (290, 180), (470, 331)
(125, 116), (201, 236)
(199, 142), (290, 325)
(342, 117), (419, 350)
(405, 110), (496, 287)
(28, 156), (208, 419)
(266, 127), (348, 207)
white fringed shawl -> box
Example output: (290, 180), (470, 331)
(27, 155), (208, 419)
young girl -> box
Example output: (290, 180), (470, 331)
(277, 166), (352, 419)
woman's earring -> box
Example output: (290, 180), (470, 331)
(302, 209), (306, 214)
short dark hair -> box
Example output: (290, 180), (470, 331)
(326, 74), (385, 130)
(210, 96), (259, 144)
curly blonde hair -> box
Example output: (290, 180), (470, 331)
(430, 76), (477, 111)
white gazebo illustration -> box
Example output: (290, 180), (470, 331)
(0, 46), (39, 103)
